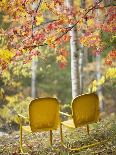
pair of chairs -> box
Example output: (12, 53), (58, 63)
(18, 93), (100, 153)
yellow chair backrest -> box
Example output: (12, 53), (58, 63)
(72, 93), (100, 127)
(29, 97), (60, 132)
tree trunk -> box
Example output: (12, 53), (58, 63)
(79, 45), (84, 94)
(81, 0), (88, 66)
(79, 0), (86, 94)
(31, 2), (39, 98)
(66, 0), (80, 99)
(94, 0), (104, 111)
(31, 58), (37, 98)
(96, 55), (104, 111)
(83, 47), (88, 65)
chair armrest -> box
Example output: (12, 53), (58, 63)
(18, 114), (29, 121)
(60, 112), (72, 118)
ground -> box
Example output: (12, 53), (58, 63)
(0, 114), (116, 155)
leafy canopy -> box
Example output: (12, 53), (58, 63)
(0, 0), (115, 71)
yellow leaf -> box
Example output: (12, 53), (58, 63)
(40, 2), (47, 11)
(91, 80), (97, 92)
(0, 48), (14, 62)
(36, 16), (44, 25)
(45, 36), (55, 45)
(92, 86), (97, 92)
(87, 19), (94, 26)
(56, 55), (67, 62)
(3, 15), (9, 22)
(2, 0), (6, 3)
(106, 68), (116, 79)
(22, 49), (28, 53)
(97, 76), (105, 85)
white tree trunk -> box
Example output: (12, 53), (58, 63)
(31, 2), (39, 98)
(94, 0), (104, 111)
(31, 58), (37, 98)
(79, 46), (84, 94)
(66, 0), (80, 99)
(83, 47), (88, 65)
(96, 55), (104, 111)
(79, 0), (86, 94)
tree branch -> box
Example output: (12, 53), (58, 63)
(25, 0), (104, 49)
(32, 0), (43, 37)
(55, 0), (103, 42)
(35, 0), (43, 13)
(33, 19), (57, 31)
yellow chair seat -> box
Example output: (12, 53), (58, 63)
(22, 126), (32, 132)
(61, 119), (75, 128)
(18, 97), (60, 153)
(60, 93), (100, 151)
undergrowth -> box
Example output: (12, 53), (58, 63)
(0, 114), (116, 155)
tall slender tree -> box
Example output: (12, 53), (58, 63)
(31, 0), (45, 98)
(79, 0), (86, 94)
(94, 0), (104, 111)
(66, 0), (80, 98)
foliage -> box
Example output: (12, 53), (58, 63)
(0, 94), (31, 128)
(0, 62), (32, 129)
(0, 61), (31, 97)
(80, 5), (116, 66)
(0, 47), (72, 128)
(88, 67), (116, 92)
(0, 0), (115, 71)
(0, 11), (11, 30)
(36, 47), (71, 103)
(0, 0), (71, 70)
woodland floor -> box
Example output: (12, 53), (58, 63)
(0, 114), (116, 155)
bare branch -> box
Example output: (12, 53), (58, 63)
(35, 0), (43, 13)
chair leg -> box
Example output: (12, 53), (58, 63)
(60, 124), (63, 143)
(50, 130), (52, 146)
(87, 124), (90, 135)
(20, 123), (23, 153)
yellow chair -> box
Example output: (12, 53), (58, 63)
(18, 97), (60, 154)
(60, 93), (101, 151)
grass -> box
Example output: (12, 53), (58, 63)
(0, 114), (116, 155)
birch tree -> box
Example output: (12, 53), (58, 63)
(66, 0), (80, 98)
(79, 0), (86, 94)
(94, 0), (104, 111)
